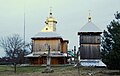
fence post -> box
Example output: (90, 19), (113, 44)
(14, 63), (16, 73)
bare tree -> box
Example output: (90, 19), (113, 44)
(0, 34), (29, 64)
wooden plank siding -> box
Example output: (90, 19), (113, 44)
(29, 57), (67, 65)
(61, 41), (68, 53)
(32, 39), (61, 52)
(78, 34), (101, 59)
(29, 57), (47, 65)
(80, 44), (100, 59)
(32, 39), (68, 53)
(80, 35), (101, 44)
(30, 38), (69, 65)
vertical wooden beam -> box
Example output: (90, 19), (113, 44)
(74, 46), (77, 64)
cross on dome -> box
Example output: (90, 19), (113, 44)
(88, 10), (92, 22)
(49, 6), (53, 17)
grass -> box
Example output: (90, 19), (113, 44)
(0, 65), (14, 72)
(16, 66), (44, 73)
(0, 65), (120, 76)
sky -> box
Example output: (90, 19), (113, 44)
(0, 0), (120, 57)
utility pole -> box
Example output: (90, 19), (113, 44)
(23, 0), (26, 64)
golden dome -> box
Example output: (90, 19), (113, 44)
(47, 17), (56, 22)
(45, 15), (57, 24)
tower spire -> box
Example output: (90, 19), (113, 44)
(88, 10), (92, 22)
(49, 6), (52, 17)
(41, 7), (57, 32)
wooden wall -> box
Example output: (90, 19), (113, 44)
(30, 38), (69, 65)
(29, 57), (46, 65)
(79, 34), (101, 59)
(32, 39), (61, 52)
(80, 35), (101, 44)
(32, 38), (68, 53)
(29, 57), (67, 65)
(61, 41), (68, 53)
(80, 44), (100, 59)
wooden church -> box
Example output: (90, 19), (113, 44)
(26, 10), (69, 65)
(77, 14), (106, 67)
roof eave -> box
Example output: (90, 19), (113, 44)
(31, 37), (62, 40)
(78, 32), (102, 35)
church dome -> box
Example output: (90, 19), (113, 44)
(45, 17), (57, 23)
(45, 12), (57, 24)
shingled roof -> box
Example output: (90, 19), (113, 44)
(79, 21), (102, 33)
(31, 32), (62, 39)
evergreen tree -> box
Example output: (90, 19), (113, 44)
(101, 12), (120, 69)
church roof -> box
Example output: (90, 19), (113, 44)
(79, 21), (102, 33)
(31, 32), (62, 39)
(80, 59), (106, 67)
(25, 52), (69, 57)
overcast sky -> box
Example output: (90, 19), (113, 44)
(0, 0), (120, 57)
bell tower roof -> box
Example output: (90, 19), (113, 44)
(78, 11), (102, 33)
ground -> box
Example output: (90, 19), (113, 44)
(0, 65), (120, 76)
